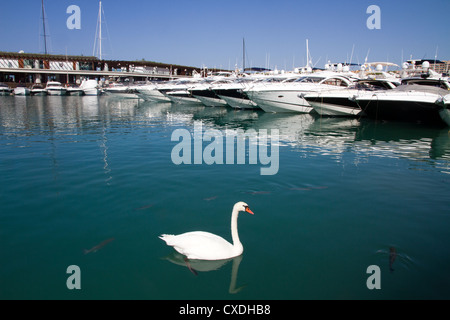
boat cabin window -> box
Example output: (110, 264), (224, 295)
(321, 78), (349, 87)
(354, 81), (393, 90)
(402, 79), (450, 90)
(294, 77), (325, 83)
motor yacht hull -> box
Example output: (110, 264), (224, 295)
(137, 88), (171, 102)
(194, 95), (228, 107)
(13, 87), (31, 96)
(305, 92), (364, 117)
(217, 94), (259, 109)
(356, 93), (444, 124)
(31, 89), (47, 96)
(83, 88), (100, 96)
(66, 88), (84, 96)
(46, 89), (67, 96)
(166, 90), (203, 105)
(247, 90), (312, 113)
(0, 86), (13, 95)
(104, 89), (139, 99)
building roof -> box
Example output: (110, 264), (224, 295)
(0, 51), (199, 70)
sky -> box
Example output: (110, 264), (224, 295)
(0, 0), (449, 70)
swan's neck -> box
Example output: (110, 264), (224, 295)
(231, 207), (243, 252)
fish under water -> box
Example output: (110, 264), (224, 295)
(389, 247), (397, 272)
(244, 191), (271, 195)
(203, 196), (218, 201)
(83, 238), (115, 254)
(134, 204), (154, 211)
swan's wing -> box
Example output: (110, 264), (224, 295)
(160, 231), (233, 260)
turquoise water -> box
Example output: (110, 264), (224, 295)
(1, 95), (450, 300)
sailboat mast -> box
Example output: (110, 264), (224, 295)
(243, 38), (245, 73)
(306, 39), (309, 68)
(99, 1), (102, 60)
(41, 0), (48, 54)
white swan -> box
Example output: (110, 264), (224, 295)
(159, 201), (254, 260)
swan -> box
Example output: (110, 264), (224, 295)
(159, 201), (254, 260)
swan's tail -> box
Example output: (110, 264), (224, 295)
(159, 234), (174, 244)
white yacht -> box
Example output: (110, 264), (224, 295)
(304, 78), (399, 117)
(244, 72), (356, 113)
(13, 84), (31, 96)
(189, 78), (234, 107)
(80, 79), (100, 96)
(165, 89), (203, 105)
(158, 78), (204, 105)
(354, 76), (450, 125)
(103, 82), (139, 99)
(30, 84), (47, 96)
(45, 81), (67, 96)
(136, 82), (171, 102)
(212, 76), (264, 109)
(0, 83), (13, 96)
(66, 85), (84, 96)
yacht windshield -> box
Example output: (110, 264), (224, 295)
(294, 76), (325, 83)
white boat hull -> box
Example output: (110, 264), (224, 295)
(310, 101), (363, 116)
(31, 89), (47, 96)
(194, 95), (228, 107)
(67, 89), (84, 96)
(137, 88), (171, 102)
(104, 91), (139, 99)
(14, 87), (31, 96)
(83, 88), (100, 96)
(167, 95), (203, 105)
(165, 90), (203, 105)
(47, 89), (67, 96)
(248, 90), (312, 113)
(217, 95), (259, 109)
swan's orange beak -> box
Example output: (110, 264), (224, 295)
(245, 207), (254, 215)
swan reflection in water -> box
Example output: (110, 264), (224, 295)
(162, 251), (246, 294)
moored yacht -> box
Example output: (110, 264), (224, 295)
(245, 72), (356, 113)
(80, 79), (100, 96)
(189, 78), (233, 107)
(212, 76), (263, 109)
(354, 76), (450, 125)
(45, 81), (67, 96)
(30, 84), (47, 96)
(103, 82), (139, 99)
(136, 82), (171, 102)
(304, 78), (400, 117)
(165, 89), (203, 105)
(13, 84), (31, 96)
(0, 83), (13, 96)
(66, 84), (84, 96)
(158, 78), (204, 105)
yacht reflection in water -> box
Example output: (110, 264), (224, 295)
(162, 252), (246, 294)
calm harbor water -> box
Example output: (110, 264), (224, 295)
(1, 95), (450, 300)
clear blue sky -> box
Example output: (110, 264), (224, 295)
(0, 0), (449, 70)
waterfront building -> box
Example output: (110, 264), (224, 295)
(0, 51), (203, 88)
